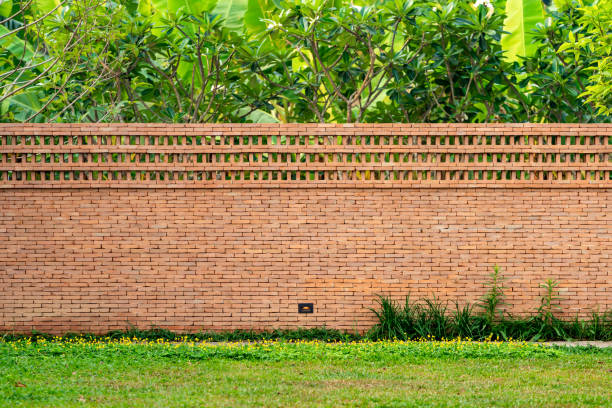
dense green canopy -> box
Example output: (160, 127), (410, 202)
(0, 0), (610, 122)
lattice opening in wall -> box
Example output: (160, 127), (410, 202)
(0, 125), (610, 187)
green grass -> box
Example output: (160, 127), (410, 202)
(1, 339), (611, 407)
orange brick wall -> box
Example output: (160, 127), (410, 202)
(0, 124), (610, 334)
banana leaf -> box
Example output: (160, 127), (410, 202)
(501, 0), (545, 61)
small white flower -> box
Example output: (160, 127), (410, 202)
(266, 21), (281, 31)
(474, 0), (492, 8)
(473, 0), (494, 16)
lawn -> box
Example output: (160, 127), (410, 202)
(1, 339), (611, 407)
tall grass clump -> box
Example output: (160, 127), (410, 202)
(478, 265), (506, 324)
(369, 267), (612, 342)
(369, 295), (456, 340)
(369, 295), (418, 340)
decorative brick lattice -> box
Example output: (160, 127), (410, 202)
(1, 123), (610, 188)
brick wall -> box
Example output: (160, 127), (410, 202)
(0, 124), (610, 334)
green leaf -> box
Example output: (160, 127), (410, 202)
(244, 0), (280, 33)
(501, 0), (545, 61)
(138, 0), (153, 16)
(149, 0), (167, 14)
(212, 0), (248, 31)
(0, 25), (36, 60)
(556, 42), (572, 53)
(244, 0), (268, 33)
(0, 0), (12, 17)
(1, 91), (42, 121)
(33, 0), (61, 14)
(145, 0), (217, 18)
(167, 0), (216, 15)
(239, 108), (278, 123)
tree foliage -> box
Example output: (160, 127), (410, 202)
(559, 0), (611, 115)
(0, 0), (609, 123)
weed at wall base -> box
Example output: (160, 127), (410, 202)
(369, 268), (612, 342)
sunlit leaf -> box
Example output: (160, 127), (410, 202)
(501, 0), (545, 61)
(0, 0), (12, 17)
(212, 0), (248, 31)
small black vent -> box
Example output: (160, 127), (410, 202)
(298, 303), (314, 314)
